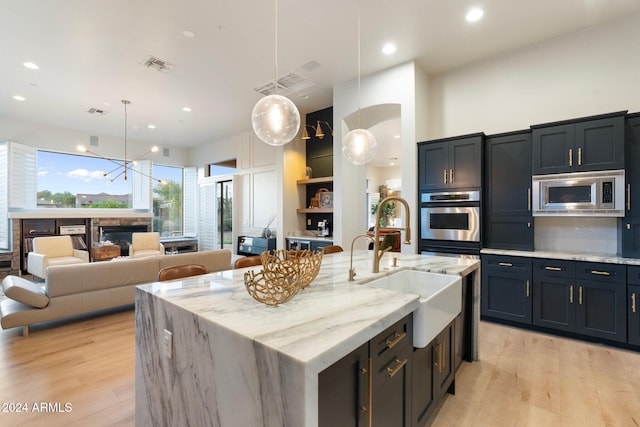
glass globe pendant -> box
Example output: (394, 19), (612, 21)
(252, 94), (300, 146)
(342, 128), (377, 165)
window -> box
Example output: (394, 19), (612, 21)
(152, 164), (184, 237)
(37, 151), (134, 208)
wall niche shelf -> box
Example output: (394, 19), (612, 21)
(296, 208), (333, 214)
(296, 176), (334, 185)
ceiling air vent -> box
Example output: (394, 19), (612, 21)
(253, 71), (316, 96)
(87, 107), (110, 115)
(141, 55), (174, 72)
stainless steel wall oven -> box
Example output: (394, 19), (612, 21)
(419, 190), (481, 255)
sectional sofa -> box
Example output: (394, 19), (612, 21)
(0, 249), (232, 336)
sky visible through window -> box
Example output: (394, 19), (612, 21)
(37, 151), (182, 195)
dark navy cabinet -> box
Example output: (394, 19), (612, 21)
(418, 133), (483, 192)
(412, 322), (454, 427)
(483, 131), (533, 250)
(481, 255), (532, 324)
(532, 259), (627, 343)
(622, 114), (640, 257)
(319, 316), (413, 427)
(627, 266), (640, 347)
(532, 112), (625, 175)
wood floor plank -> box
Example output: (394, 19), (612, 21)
(433, 322), (640, 427)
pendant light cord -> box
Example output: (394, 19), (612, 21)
(123, 100), (128, 181)
(274, 0), (278, 94)
(357, 0), (362, 129)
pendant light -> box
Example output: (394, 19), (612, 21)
(342, 0), (377, 165)
(251, 0), (300, 146)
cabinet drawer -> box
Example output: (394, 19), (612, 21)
(371, 316), (412, 362)
(575, 262), (626, 284)
(628, 266), (640, 285)
(482, 255), (531, 273)
(533, 258), (575, 278)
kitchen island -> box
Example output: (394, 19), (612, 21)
(135, 251), (480, 426)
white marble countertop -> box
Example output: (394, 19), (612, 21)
(481, 248), (640, 266)
(137, 251), (479, 371)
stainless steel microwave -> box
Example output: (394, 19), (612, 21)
(532, 169), (625, 216)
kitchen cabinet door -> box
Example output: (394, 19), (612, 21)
(532, 263), (576, 334)
(318, 342), (369, 427)
(418, 141), (448, 192)
(629, 285), (640, 347)
(481, 255), (532, 324)
(622, 219), (640, 259)
(448, 136), (482, 190)
(575, 279), (627, 343)
(483, 131), (533, 250)
(532, 123), (574, 175)
(574, 116), (624, 172)
(625, 115), (640, 219)
(411, 322), (455, 427)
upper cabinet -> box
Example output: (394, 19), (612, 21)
(418, 133), (483, 192)
(622, 114), (640, 257)
(532, 112), (626, 175)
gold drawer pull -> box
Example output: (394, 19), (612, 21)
(498, 262), (513, 267)
(545, 266), (562, 271)
(590, 270), (610, 276)
(386, 358), (408, 378)
(443, 169), (447, 184)
(569, 285), (574, 304)
(385, 331), (407, 349)
(633, 293), (637, 313)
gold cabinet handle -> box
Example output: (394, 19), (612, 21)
(440, 342), (445, 373)
(628, 223), (632, 230)
(385, 331), (406, 349)
(570, 285), (574, 304)
(590, 270), (610, 276)
(386, 358), (408, 378)
(528, 188), (531, 211)
(569, 148), (573, 167)
(578, 147), (582, 166)
(498, 262), (513, 267)
(526, 280), (530, 298)
(433, 342), (444, 373)
(579, 286), (583, 305)
(628, 184), (631, 211)
(633, 293), (637, 314)
(545, 266), (562, 271)
(443, 169), (447, 184)
(450, 169), (454, 184)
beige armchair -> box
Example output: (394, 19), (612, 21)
(27, 235), (90, 279)
(129, 232), (165, 258)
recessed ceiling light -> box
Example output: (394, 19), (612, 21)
(23, 62), (39, 70)
(148, 124), (156, 129)
(394, 134), (400, 139)
(183, 30), (195, 38)
(466, 8), (484, 22)
(13, 95), (26, 101)
(182, 106), (192, 112)
(382, 43), (397, 55)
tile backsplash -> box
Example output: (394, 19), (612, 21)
(534, 217), (619, 255)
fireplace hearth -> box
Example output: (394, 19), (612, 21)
(99, 225), (149, 256)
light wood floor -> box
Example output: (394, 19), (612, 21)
(434, 322), (640, 427)
(1, 312), (640, 427)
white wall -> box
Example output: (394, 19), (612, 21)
(333, 61), (427, 252)
(0, 117), (188, 166)
(429, 12), (640, 139)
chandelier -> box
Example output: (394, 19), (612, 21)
(77, 99), (167, 185)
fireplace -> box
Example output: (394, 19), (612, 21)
(99, 225), (149, 256)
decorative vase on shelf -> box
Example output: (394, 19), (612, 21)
(305, 166), (312, 179)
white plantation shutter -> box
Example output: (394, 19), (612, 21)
(132, 160), (152, 210)
(183, 167), (197, 237)
(8, 142), (37, 209)
(198, 182), (216, 251)
(0, 143), (8, 248)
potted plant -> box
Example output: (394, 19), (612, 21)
(371, 201), (396, 227)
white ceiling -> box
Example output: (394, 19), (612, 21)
(2, 0), (640, 150)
